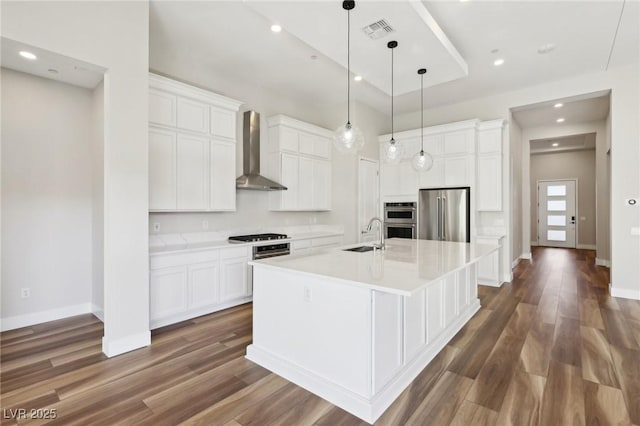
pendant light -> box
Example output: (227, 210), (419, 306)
(333, 0), (364, 154)
(382, 40), (403, 164)
(411, 68), (434, 172)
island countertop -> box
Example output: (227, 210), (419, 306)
(250, 238), (498, 296)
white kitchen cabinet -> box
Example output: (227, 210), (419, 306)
(418, 157), (444, 189)
(149, 89), (177, 127)
(149, 128), (177, 210)
(221, 256), (250, 301)
(150, 246), (251, 329)
(149, 73), (242, 212)
(210, 140), (236, 211)
(444, 155), (472, 187)
(476, 235), (504, 287)
(443, 130), (474, 155)
(177, 134), (209, 210)
(267, 115), (333, 211)
(188, 261), (219, 309)
(177, 97), (210, 133)
(476, 121), (505, 211)
(150, 266), (188, 320)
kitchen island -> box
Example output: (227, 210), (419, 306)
(246, 238), (498, 424)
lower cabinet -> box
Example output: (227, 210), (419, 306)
(476, 236), (504, 287)
(150, 246), (251, 329)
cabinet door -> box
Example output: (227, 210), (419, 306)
(177, 134), (209, 210)
(477, 250), (499, 285)
(443, 130), (473, 155)
(398, 161), (419, 196)
(418, 157), (444, 189)
(478, 129), (502, 154)
(149, 89), (176, 127)
(314, 137), (331, 159)
(380, 162), (400, 197)
(279, 127), (298, 152)
(177, 98), (210, 133)
(298, 132), (315, 156)
(313, 159), (331, 210)
(423, 134), (443, 157)
(298, 156), (314, 209)
(188, 261), (219, 309)
(210, 140), (236, 211)
(280, 153), (299, 210)
(149, 128), (177, 210)
(444, 156), (470, 187)
(220, 257), (249, 301)
(150, 266), (188, 320)
(477, 154), (502, 211)
(210, 106), (236, 140)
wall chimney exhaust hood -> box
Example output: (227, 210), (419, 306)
(236, 111), (287, 191)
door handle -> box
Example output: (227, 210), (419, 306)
(436, 196), (441, 239)
(441, 196), (446, 240)
(570, 215), (576, 224)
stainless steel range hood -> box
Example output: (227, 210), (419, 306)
(236, 111), (287, 191)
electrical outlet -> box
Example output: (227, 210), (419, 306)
(153, 223), (160, 232)
(202, 220), (209, 230)
(21, 288), (30, 298)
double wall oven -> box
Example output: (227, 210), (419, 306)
(383, 202), (417, 239)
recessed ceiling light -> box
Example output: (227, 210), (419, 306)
(556, 118), (565, 123)
(552, 142), (559, 147)
(270, 24), (282, 33)
(354, 75), (363, 82)
(19, 51), (37, 60)
(554, 103), (564, 108)
(493, 58), (505, 66)
(47, 69), (59, 74)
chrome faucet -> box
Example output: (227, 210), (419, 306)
(366, 217), (385, 251)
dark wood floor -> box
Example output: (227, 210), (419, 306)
(2, 247), (639, 425)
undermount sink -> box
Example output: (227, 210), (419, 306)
(343, 245), (375, 253)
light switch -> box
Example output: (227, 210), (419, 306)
(580, 216), (586, 221)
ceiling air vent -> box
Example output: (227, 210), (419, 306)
(362, 19), (395, 40)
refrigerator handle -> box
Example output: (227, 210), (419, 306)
(436, 196), (441, 240)
(441, 196), (447, 240)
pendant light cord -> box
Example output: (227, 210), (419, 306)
(391, 46), (394, 140)
(420, 73), (424, 153)
(347, 7), (351, 124)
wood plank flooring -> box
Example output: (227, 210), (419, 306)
(1, 247), (639, 425)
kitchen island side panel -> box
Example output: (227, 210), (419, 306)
(251, 267), (373, 398)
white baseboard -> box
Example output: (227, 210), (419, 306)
(0, 303), (93, 332)
(520, 252), (532, 260)
(91, 304), (104, 322)
(478, 278), (502, 287)
(247, 301), (480, 424)
(610, 286), (640, 300)
(102, 331), (151, 358)
(577, 244), (597, 250)
(595, 258), (611, 268)
(511, 259), (520, 269)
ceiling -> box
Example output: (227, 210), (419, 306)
(512, 93), (611, 128)
(149, 0), (639, 116)
(530, 133), (596, 155)
(1, 37), (105, 89)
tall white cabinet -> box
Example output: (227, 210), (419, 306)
(148, 74), (243, 212)
(266, 115), (333, 211)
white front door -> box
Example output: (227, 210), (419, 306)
(537, 180), (577, 248)
(358, 158), (380, 243)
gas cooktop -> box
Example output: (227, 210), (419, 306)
(228, 233), (288, 243)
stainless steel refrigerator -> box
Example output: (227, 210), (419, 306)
(418, 187), (470, 242)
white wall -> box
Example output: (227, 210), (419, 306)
(2, 1), (151, 355)
(509, 115), (523, 263)
(149, 52), (387, 243)
(530, 149), (597, 248)
(395, 63), (639, 299)
(1, 69), (93, 324)
(92, 81), (104, 320)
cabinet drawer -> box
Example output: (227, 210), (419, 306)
(151, 249), (220, 269)
(220, 246), (249, 260)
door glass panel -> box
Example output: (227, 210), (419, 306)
(547, 215), (566, 226)
(547, 200), (566, 211)
(547, 230), (566, 241)
(547, 185), (566, 196)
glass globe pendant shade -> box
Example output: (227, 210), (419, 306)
(333, 121), (365, 154)
(411, 150), (434, 172)
(382, 138), (403, 165)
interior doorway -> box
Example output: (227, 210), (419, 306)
(358, 157), (380, 243)
(537, 179), (577, 248)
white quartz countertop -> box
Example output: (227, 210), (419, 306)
(149, 230), (344, 255)
(250, 238), (499, 296)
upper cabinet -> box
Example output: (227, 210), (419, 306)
(267, 115), (333, 211)
(476, 120), (505, 211)
(148, 73), (243, 212)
